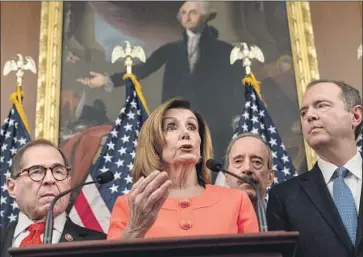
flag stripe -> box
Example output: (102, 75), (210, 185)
(68, 207), (84, 227)
(74, 175), (111, 233)
(74, 190), (103, 232)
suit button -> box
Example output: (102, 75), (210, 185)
(180, 220), (192, 230)
(179, 199), (190, 208)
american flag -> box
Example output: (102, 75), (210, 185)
(69, 75), (148, 233)
(233, 75), (296, 185)
(0, 101), (31, 228)
(215, 74), (296, 193)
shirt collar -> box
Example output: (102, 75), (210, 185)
(14, 211), (67, 238)
(53, 212), (67, 234)
(318, 151), (362, 184)
(186, 29), (201, 39)
(14, 212), (33, 239)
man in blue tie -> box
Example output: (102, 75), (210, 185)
(267, 79), (362, 257)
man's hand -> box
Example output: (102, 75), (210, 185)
(77, 71), (107, 88)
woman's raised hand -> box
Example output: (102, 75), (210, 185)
(123, 170), (172, 238)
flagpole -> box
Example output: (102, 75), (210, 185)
(112, 41), (150, 115)
(1, 54), (33, 228)
(3, 54), (37, 134)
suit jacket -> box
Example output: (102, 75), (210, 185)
(110, 25), (245, 161)
(267, 164), (362, 257)
(0, 217), (106, 257)
(108, 184), (259, 239)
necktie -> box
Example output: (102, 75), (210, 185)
(20, 222), (45, 246)
(332, 167), (358, 245)
(188, 36), (199, 72)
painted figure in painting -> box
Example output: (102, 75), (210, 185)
(58, 1), (307, 188)
(77, 1), (245, 162)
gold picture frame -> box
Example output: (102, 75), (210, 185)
(35, 1), (319, 170)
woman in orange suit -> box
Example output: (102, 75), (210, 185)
(107, 98), (259, 240)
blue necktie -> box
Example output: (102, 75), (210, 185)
(332, 167), (358, 245)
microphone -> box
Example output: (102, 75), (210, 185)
(206, 159), (268, 232)
(43, 171), (115, 244)
(96, 170), (115, 184)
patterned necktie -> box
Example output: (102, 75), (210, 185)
(20, 222), (45, 246)
(332, 167), (358, 246)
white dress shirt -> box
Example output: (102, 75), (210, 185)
(186, 30), (201, 72)
(318, 151), (362, 213)
(12, 212), (67, 246)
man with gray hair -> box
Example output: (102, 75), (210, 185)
(1, 139), (106, 257)
(221, 132), (275, 207)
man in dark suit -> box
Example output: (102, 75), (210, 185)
(1, 139), (106, 257)
(267, 79), (362, 257)
(78, 1), (245, 162)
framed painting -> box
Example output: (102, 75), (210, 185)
(35, 1), (320, 187)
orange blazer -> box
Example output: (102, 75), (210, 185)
(107, 184), (259, 239)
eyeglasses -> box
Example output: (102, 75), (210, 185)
(15, 164), (71, 182)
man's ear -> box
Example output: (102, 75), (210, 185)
(6, 178), (17, 199)
(267, 168), (275, 187)
(351, 105), (363, 129)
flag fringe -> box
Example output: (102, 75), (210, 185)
(123, 73), (150, 115)
(9, 85), (30, 134)
(242, 73), (263, 101)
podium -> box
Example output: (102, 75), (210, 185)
(9, 231), (298, 257)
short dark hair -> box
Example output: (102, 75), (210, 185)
(306, 79), (362, 139)
(11, 138), (70, 178)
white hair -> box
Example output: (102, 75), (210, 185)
(196, 1), (213, 16)
(224, 132), (274, 171)
(177, 1), (214, 22)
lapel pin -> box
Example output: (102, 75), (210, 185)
(65, 233), (73, 242)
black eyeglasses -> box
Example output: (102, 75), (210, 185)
(15, 164), (71, 182)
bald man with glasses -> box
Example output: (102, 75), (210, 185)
(1, 139), (105, 257)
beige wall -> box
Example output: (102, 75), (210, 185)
(310, 2), (362, 95)
(1, 1), (41, 138)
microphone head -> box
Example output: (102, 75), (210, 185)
(96, 171), (114, 184)
(206, 159), (223, 172)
